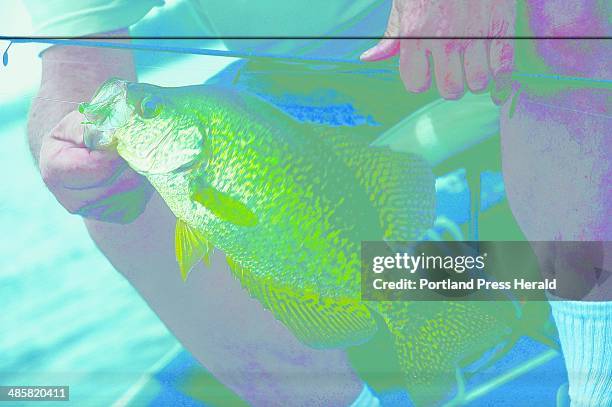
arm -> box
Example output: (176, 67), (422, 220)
(28, 30), (363, 406)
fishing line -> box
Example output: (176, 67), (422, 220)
(2, 41), (12, 66)
(31, 96), (81, 105)
(0, 92), (82, 105)
(1, 93), (608, 121)
(4, 35), (611, 40)
(520, 98), (612, 120)
(515, 72), (612, 87)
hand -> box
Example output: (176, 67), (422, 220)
(361, 0), (516, 103)
(39, 110), (153, 223)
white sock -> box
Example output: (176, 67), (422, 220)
(550, 299), (612, 407)
(349, 384), (380, 407)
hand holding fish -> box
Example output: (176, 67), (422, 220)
(39, 111), (153, 224)
(361, 0), (515, 103)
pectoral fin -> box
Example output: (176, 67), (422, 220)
(191, 181), (257, 227)
(175, 219), (213, 281)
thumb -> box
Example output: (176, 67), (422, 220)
(40, 111), (123, 190)
(360, 1), (401, 61)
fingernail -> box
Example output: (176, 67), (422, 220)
(360, 48), (373, 60)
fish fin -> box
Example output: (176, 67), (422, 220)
(316, 130), (435, 240)
(373, 301), (510, 406)
(190, 181), (258, 227)
(175, 219), (213, 281)
(465, 336), (516, 376)
(440, 365), (470, 407)
(457, 301), (557, 377)
(345, 312), (406, 394)
(509, 301), (560, 351)
(226, 256), (377, 348)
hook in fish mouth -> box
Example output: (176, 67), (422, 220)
(78, 78), (133, 150)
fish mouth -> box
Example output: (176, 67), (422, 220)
(79, 78), (133, 150)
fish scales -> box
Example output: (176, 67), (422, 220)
(147, 86), (382, 298)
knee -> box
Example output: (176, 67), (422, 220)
(499, 88), (611, 241)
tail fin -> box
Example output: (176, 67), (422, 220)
(372, 301), (519, 406)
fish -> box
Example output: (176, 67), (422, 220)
(80, 78), (554, 405)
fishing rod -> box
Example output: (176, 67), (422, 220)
(3, 37), (611, 90)
(1, 37), (370, 67)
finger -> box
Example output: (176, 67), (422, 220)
(361, 1), (401, 61)
(463, 39), (490, 92)
(431, 42), (465, 99)
(41, 120), (123, 190)
(41, 129), (150, 219)
(399, 40), (431, 93)
(489, 38), (514, 104)
(489, 2), (516, 104)
(41, 140), (124, 191)
(360, 39), (400, 61)
(50, 110), (88, 146)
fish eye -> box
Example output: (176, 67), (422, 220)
(137, 95), (163, 119)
